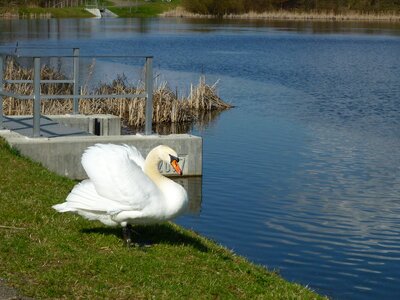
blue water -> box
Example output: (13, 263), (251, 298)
(1, 18), (400, 299)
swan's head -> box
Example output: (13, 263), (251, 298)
(154, 145), (183, 176)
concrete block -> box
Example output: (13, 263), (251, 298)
(102, 9), (118, 18)
(85, 8), (101, 18)
(49, 114), (121, 136)
(0, 131), (202, 180)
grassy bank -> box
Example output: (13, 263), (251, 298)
(0, 0), (181, 18)
(108, 0), (181, 18)
(0, 138), (325, 298)
(2, 0), (399, 20)
(0, 6), (93, 18)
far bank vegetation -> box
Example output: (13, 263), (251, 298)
(2, 58), (232, 128)
(2, 0), (399, 20)
(174, 0), (400, 20)
(0, 0), (92, 18)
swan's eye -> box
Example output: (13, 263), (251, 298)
(169, 154), (179, 163)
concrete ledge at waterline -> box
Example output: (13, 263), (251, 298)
(102, 9), (118, 18)
(2, 114), (121, 137)
(85, 8), (102, 18)
(0, 131), (202, 180)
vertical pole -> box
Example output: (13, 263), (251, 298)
(0, 55), (4, 129)
(33, 57), (41, 138)
(73, 47), (80, 114)
(144, 56), (153, 135)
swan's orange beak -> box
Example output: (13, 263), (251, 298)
(171, 160), (183, 176)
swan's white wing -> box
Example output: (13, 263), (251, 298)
(122, 144), (145, 170)
(81, 144), (159, 210)
(53, 180), (132, 214)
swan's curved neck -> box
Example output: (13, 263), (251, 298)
(143, 146), (188, 217)
(144, 149), (166, 183)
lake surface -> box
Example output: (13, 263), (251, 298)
(1, 18), (400, 299)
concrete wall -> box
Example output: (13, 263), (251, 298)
(102, 9), (118, 18)
(0, 131), (202, 180)
(49, 114), (121, 136)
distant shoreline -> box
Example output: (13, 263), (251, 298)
(1, 5), (400, 22)
(161, 7), (400, 22)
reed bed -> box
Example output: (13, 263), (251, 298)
(2, 58), (232, 128)
(162, 7), (400, 22)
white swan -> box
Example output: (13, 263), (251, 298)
(52, 144), (188, 244)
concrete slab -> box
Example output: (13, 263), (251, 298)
(85, 8), (101, 18)
(0, 130), (202, 179)
(1, 115), (90, 138)
(101, 8), (118, 18)
(1, 115), (121, 138)
(0, 278), (33, 300)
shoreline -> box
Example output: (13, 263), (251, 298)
(161, 7), (400, 22)
(1, 5), (400, 22)
(0, 137), (325, 299)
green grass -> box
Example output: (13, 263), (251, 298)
(108, 0), (181, 18)
(0, 137), (325, 299)
(1, 1), (182, 18)
(16, 7), (94, 18)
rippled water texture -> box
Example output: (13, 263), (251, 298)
(1, 18), (400, 299)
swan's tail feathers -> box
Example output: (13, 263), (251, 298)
(52, 202), (119, 227)
(76, 211), (119, 227)
(52, 202), (76, 213)
(65, 180), (128, 212)
(52, 180), (129, 226)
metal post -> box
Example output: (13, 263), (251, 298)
(33, 57), (41, 137)
(144, 56), (153, 135)
(0, 55), (3, 129)
(72, 48), (80, 114)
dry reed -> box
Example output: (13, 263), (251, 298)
(2, 58), (232, 128)
(162, 7), (400, 22)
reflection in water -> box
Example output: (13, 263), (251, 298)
(0, 18), (156, 45)
(1, 18), (400, 48)
(122, 110), (224, 135)
(256, 19), (400, 35)
(177, 108), (400, 299)
(172, 176), (202, 215)
(261, 121), (400, 298)
(150, 122), (193, 135)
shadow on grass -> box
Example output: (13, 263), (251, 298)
(80, 223), (209, 252)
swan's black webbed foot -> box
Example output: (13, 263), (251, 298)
(122, 224), (133, 247)
(122, 225), (152, 249)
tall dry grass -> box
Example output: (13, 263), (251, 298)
(162, 7), (400, 22)
(2, 58), (232, 128)
(3, 58), (74, 117)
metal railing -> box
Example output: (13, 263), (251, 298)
(0, 48), (153, 137)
